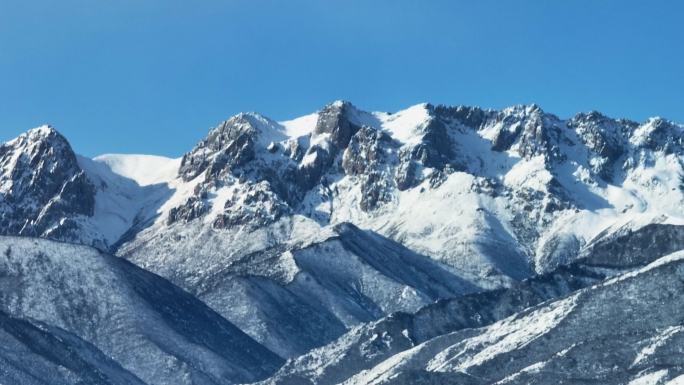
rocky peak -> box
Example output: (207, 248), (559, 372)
(504, 105), (566, 161)
(313, 100), (362, 149)
(0, 126), (95, 241)
(631, 117), (684, 154)
(296, 101), (364, 190)
(568, 112), (634, 181)
(178, 113), (265, 182)
(433, 104), (490, 129)
(463, 105), (539, 154)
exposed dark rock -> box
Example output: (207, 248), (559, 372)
(166, 195), (209, 225)
(296, 102), (363, 191)
(568, 111), (634, 182)
(214, 182), (290, 229)
(343, 127), (394, 211)
(179, 114), (258, 182)
(394, 152), (420, 191)
(433, 105), (489, 129)
(581, 222), (684, 267)
(313, 101), (361, 150)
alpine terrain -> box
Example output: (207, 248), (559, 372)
(1, 101), (684, 384)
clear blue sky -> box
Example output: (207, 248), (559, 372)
(1, 0), (682, 157)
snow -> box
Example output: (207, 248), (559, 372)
(667, 374), (684, 385)
(426, 296), (577, 372)
(241, 112), (290, 148)
(300, 150), (319, 167)
(633, 326), (684, 366)
(493, 345), (576, 384)
(374, 103), (431, 145)
(93, 154), (181, 186)
(630, 117), (663, 146)
(26, 124), (56, 138)
(503, 155), (552, 191)
(629, 369), (669, 385)
(7, 101), (684, 382)
(339, 291), (578, 385)
(205, 184), (237, 221)
(278, 113), (319, 138)
(78, 155), (178, 247)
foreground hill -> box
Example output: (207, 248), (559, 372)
(340, 250), (684, 385)
(0, 236), (282, 385)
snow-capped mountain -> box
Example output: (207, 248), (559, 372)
(1, 100), (684, 384)
(117, 100), (684, 356)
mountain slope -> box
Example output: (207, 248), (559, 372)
(0, 311), (147, 385)
(258, 222), (684, 385)
(122, 221), (478, 357)
(342, 250), (684, 385)
(0, 236), (283, 385)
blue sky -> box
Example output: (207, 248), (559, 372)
(1, 0), (682, 157)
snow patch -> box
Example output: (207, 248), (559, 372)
(93, 154), (181, 186)
(279, 113), (319, 138)
(629, 369), (669, 385)
(375, 103), (431, 145)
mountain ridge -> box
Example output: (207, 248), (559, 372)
(2, 101), (684, 384)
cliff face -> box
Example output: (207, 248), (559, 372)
(0, 126), (95, 243)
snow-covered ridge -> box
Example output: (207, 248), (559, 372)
(373, 103), (432, 145)
(93, 154), (181, 186)
(279, 112), (320, 138)
(276, 101), (434, 144)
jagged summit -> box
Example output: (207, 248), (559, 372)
(24, 123), (59, 137)
(3, 124), (69, 157)
(0, 124), (96, 243)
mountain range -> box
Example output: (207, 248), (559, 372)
(1, 101), (684, 384)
